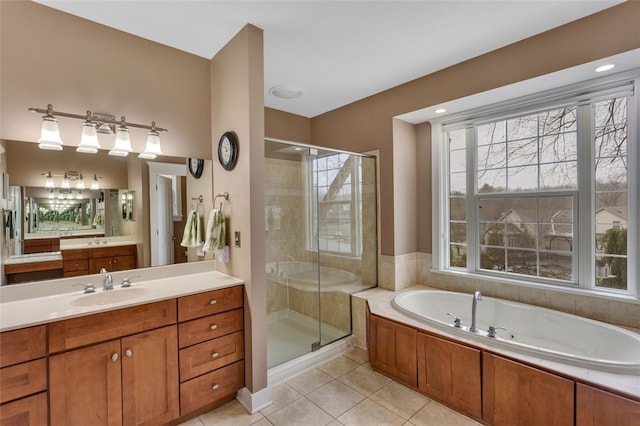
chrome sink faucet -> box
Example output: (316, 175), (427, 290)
(100, 268), (113, 291)
(469, 291), (483, 332)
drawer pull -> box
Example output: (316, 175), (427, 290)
(212, 384), (220, 390)
(111, 353), (119, 362)
(210, 324), (218, 330)
(209, 299), (217, 305)
(211, 352), (220, 359)
(125, 349), (132, 357)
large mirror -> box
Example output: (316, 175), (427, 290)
(2, 140), (214, 285)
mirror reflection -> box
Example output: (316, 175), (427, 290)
(2, 140), (213, 285)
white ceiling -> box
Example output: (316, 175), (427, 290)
(36, 0), (625, 118)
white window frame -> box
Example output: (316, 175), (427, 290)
(432, 72), (639, 299)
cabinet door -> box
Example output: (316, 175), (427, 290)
(368, 315), (417, 387)
(417, 333), (481, 419)
(111, 255), (136, 272)
(121, 326), (179, 426)
(49, 340), (122, 426)
(89, 257), (113, 274)
(483, 353), (574, 426)
(576, 383), (640, 426)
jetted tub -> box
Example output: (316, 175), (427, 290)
(266, 261), (358, 289)
(392, 290), (640, 374)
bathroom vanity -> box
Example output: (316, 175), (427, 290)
(0, 267), (244, 425)
(367, 303), (640, 426)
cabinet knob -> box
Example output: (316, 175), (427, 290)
(211, 352), (220, 359)
(111, 353), (118, 362)
(212, 384), (220, 390)
(210, 324), (218, 330)
(125, 349), (132, 357)
(209, 299), (217, 305)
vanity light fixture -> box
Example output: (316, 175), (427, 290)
(44, 171), (54, 188)
(61, 173), (70, 189)
(91, 174), (100, 190)
(28, 104), (166, 156)
(37, 105), (64, 151)
(76, 173), (85, 190)
(77, 112), (101, 154)
(138, 123), (162, 159)
(109, 118), (133, 157)
(48, 189), (55, 199)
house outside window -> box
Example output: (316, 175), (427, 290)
(308, 153), (363, 257)
(435, 77), (636, 296)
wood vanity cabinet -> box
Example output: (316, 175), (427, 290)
(88, 245), (137, 274)
(0, 325), (48, 426)
(61, 248), (89, 278)
(483, 353), (574, 426)
(576, 383), (640, 426)
(177, 286), (245, 416)
(48, 300), (179, 426)
(23, 238), (60, 254)
(368, 314), (417, 388)
(416, 332), (482, 420)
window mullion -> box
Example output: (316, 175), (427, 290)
(576, 102), (594, 289)
(466, 127), (478, 272)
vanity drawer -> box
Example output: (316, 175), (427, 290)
(63, 259), (88, 272)
(90, 244), (136, 258)
(0, 359), (47, 404)
(0, 326), (46, 368)
(178, 309), (243, 348)
(48, 299), (177, 353)
(61, 248), (89, 261)
(0, 391), (47, 426)
(178, 286), (243, 322)
(179, 331), (244, 381)
(180, 360), (244, 415)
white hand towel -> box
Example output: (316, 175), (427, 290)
(203, 209), (226, 252)
(180, 209), (202, 247)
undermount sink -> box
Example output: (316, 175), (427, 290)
(70, 288), (149, 307)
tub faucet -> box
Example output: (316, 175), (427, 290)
(100, 268), (113, 291)
(469, 291), (482, 332)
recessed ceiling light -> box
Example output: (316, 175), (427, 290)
(595, 64), (615, 73)
(269, 85), (304, 99)
(435, 108), (447, 114)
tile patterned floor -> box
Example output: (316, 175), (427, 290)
(180, 348), (480, 426)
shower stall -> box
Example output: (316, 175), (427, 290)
(265, 139), (378, 369)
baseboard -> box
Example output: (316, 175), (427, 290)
(236, 386), (273, 414)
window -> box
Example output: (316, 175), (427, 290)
(437, 80), (636, 295)
(308, 153), (363, 257)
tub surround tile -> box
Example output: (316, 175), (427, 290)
(608, 299), (640, 330)
(518, 286), (547, 307)
(337, 399), (405, 426)
(575, 294), (610, 323)
(306, 380), (366, 417)
(350, 295), (368, 348)
(370, 381), (430, 419)
(545, 290), (576, 314)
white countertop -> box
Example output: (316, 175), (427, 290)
(25, 229), (104, 239)
(5, 252), (63, 265)
(59, 236), (136, 250)
(358, 286), (640, 400)
(0, 262), (243, 332)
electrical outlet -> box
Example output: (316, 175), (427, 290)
(234, 231), (241, 248)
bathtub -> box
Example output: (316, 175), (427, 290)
(392, 290), (640, 374)
(266, 261), (358, 288)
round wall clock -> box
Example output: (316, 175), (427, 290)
(188, 158), (204, 178)
(218, 131), (239, 171)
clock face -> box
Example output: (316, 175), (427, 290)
(188, 158), (204, 178)
(218, 132), (238, 170)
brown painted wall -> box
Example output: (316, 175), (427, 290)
(210, 25), (267, 393)
(311, 1), (640, 256)
(0, 1), (212, 159)
(265, 108), (311, 144)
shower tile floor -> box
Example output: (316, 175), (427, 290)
(267, 309), (347, 369)
(179, 347), (480, 426)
